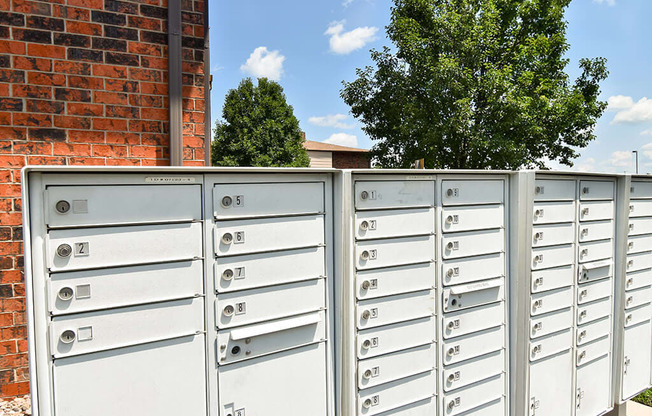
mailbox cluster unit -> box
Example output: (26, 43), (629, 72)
(20, 167), (652, 416)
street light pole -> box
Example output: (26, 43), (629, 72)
(633, 150), (639, 174)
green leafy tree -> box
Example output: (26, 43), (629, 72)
(341, 0), (609, 169)
(212, 78), (310, 167)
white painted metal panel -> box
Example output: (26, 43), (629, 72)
(53, 335), (206, 416)
(214, 215), (324, 256)
(45, 184), (201, 227)
(576, 335), (610, 365)
(216, 279), (325, 329)
(441, 374), (504, 416)
(530, 286), (573, 316)
(532, 201), (575, 224)
(577, 316), (611, 346)
(625, 303), (652, 328)
(577, 277), (612, 304)
(578, 220), (613, 243)
(627, 252), (652, 273)
(442, 229), (504, 259)
(629, 200), (652, 217)
(441, 179), (504, 206)
(442, 326), (505, 366)
(630, 181), (652, 199)
(627, 234), (652, 254)
(442, 349), (504, 392)
(215, 247), (325, 293)
(357, 262), (435, 300)
(578, 239), (613, 263)
(532, 223), (574, 247)
(355, 208), (435, 240)
(442, 278), (504, 312)
(624, 285), (652, 310)
(357, 317), (436, 359)
(531, 265), (574, 293)
(622, 322), (652, 400)
(356, 235), (435, 270)
(578, 260), (613, 283)
(357, 344), (436, 390)
(216, 311), (326, 365)
(575, 354), (612, 416)
(48, 260), (203, 315)
(355, 180), (435, 210)
(528, 351), (574, 416)
(626, 269), (652, 291)
(579, 201), (615, 222)
(357, 370), (436, 416)
(374, 397), (436, 416)
(454, 397), (504, 416)
(442, 302), (504, 339)
(441, 205), (504, 233)
(47, 222), (202, 272)
(529, 328), (573, 362)
(357, 290), (435, 329)
(530, 307), (573, 339)
(577, 297), (612, 325)
(533, 179), (575, 201)
(531, 244), (574, 270)
(629, 218), (652, 236)
(579, 180), (614, 200)
(50, 298), (203, 358)
(218, 343), (328, 416)
(213, 182), (324, 219)
(442, 253), (505, 286)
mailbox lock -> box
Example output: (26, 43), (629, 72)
(581, 271), (588, 280)
(447, 400), (456, 409)
(362, 339), (372, 349)
(630, 205), (634, 212)
(579, 311), (587, 319)
(581, 228), (588, 236)
(56, 244), (73, 258)
(629, 242), (634, 250)
(626, 314), (632, 323)
(533, 255), (542, 263)
(446, 188), (454, 197)
(447, 374), (455, 383)
(534, 277), (543, 286)
(446, 268), (455, 278)
(627, 260), (634, 269)
(534, 232), (543, 240)
(221, 233), (234, 245)
(578, 330), (586, 340)
(445, 215), (454, 224)
(532, 345), (541, 354)
(579, 290), (587, 298)
(221, 196), (233, 207)
(447, 347), (456, 356)
(223, 305), (235, 317)
(231, 346), (241, 355)
(582, 208), (589, 216)
(627, 296), (633, 305)
(582, 187), (589, 194)
(447, 321), (455, 330)
(627, 278), (633, 287)
(534, 209), (542, 216)
(360, 191), (369, 200)
(222, 269), (234, 281)
(446, 242), (454, 250)
(60, 330), (76, 344)
(535, 186), (542, 194)
(361, 280), (371, 290)
(58, 287), (74, 301)
(363, 399), (373, 409)
(361, 310), (371, 320)
(360, 250), (370, 261)
(578, 351), (586, 360)
(580, 249), (588, 257)
(363, 369), (373, 379)
(533, 300), (542, 309)
(360, 220), (369, 231)
(55, 200), (71, 214)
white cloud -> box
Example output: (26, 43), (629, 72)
(642, 143), (652, 160)
(308, 114), (355, 129)
(342, 0), (354, 6)
(324, 133), (358, 147)
(641, 129), (652, 136)
(607, 95), (634, 111)
(240, 47), (286, 81)
(325, 20), (378, 55)
(575, 158), (596, 172)
(593, 0), (615, 5)
(609, 96), (652, 124)
(608, 150), (633, 167)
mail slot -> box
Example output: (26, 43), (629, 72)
(442, 302), (504, 339)
(624, 285), (652, 310)
(47, 222), (202, 272)
(626, 252), (652, 273)
(442, 229), (504, 259)
(355, 180), (435, 210)
(442, 325), (505, 365)
(442, 373), (504, 416)
(357, 317), (435, 359)
(528, 351), (574, 416)
(356, 290), (435, 329)
(357, 370), (436, 416)
(50, 297), (203, 358)
(356, 262), (435, 300)
(625, 303), (652, 328)
(214, 215), (324, 257)
(45, 184), (202, 227)
(442, 349), (504, 392)
(575, 354), (611, 416)
(577, 277), (612, 305)
(442, 278), (504, 312)
(578, 220), (613, 243)
(531, 265), (574, 293)
(629, 200), (652, 217)
(215, 246), (325, 293)
(48, 260), (203, 315)
(579, 180), (614, 200)
(219, 343), (328, 416)
(529, 328), (573, 362)
(577, 316), (611, 346)
(53, 335), (207, 416)
(532, 223), (574, 247)
(213, 182), (324, 219)
(530, 307), (573, 339)
(216, 311), (325, 365)
(578, 260), (613, 283)
(578, 201), (615, 222)
(441, 179), (504, 206)
(627, 234), (652, 254)
(442, 253), (504, 286)
(531, 244), (574, 270)
(216, 278), (325, 329)
(530, 286), (573, 316)
(356, 235), (435, 270)
(577, 297), (612, 325)
(441, 205), (504, 233)
(625, 269), (652, 291)
(356, 208), (435, 240)
(578, 239), (613, 263)
(357, 343), (435, 390)
(533, 179), (575, 201)
(630, 181), (652, 199)
(532, 201), (575, 224)
(622, 322), (652, 400)
(628, 217), (652, 236)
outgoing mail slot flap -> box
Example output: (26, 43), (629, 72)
(443, 349), (504, 392)
(577, 297), (612, 325)
(45, 184), (201, 228)
(579, 180), (614, 201)
(49, 297), (204, 358)
(442, 229), (504, 260)
(533, 179), (575, 201)
(442, 302), (504, 339)
(213, 182), (324, 219)
(444, 278), (504, 312)
(578, 260), (613, 283)
(575, 354), (612, 416)
(216, 311), (325, 365)
(356, 235), (435, 270)
(577, 316), (611, 346)
(357, 344), (435, 390)
(629, 200), (652, 217)
(48, 260), (203, 315)
(356, 208), (435, 240)
(622, 322), (652, 400)
(441, 179), (504, 206)
(357, 317), (435, 360)
(529, 328), (573, 362)
(357, 370), (436, 416)
(531, 244), (574, 270)
(442, 253), (505, 287)
(579, 201), (615, 222)
(442, 325), (505, 365)
(530, 286), (573, 316)
(216, 278), (325, 329)
(441, 205), (504, 233)
(577, 277), (613, 305)
(47, 222), (202, 272)
(578, 220), (613, 243)
(530, 307), (573, 339)
(531, 265), (574, 293)
(355, 180), (435, 210)
(442, 373), (504, 416)
(532, 201), (575, 224)
(214, 215), (324, 257)
(357, 262), (435, 300)
(357, 290), (434, 329)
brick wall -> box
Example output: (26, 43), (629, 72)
(332, 151), (370, 169)
(0, 0), (208, 398)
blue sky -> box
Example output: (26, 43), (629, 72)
(209, 0), (652, 173)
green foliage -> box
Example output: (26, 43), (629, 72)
(634, 388), (652, 407)
(212, 78), (310, 167)
(341, 0), (609, 169)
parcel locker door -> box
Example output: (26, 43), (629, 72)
(441, 180), (504, 206)
(622, 321), (652, 400)
(356, 208), (435, 240)
(218, 343), (328, 416)
(53, 335), (206, 416)
(575, 355), (612, 416)
(355, 180), (435, 210)
(528, 351), (573, 416)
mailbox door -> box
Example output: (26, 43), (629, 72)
(357, 344), (436, 390)
(577, 278), (613, 305)
(629, 218), (652, 236)
(629, 200), (652, 217)
(625, 269), (652, 291)
(441, 374), (504, 416)
(533, 180), (576, 201)
(529, 328), (573, 362)
(578, 220), (614, 243)
(532, 223), (575, 247)
(441, 205), (503, 233)
(357, 317), (435, 360)
(627, 235), (652, 255)
(576, 316), (611, 346)
(531, 265), (574, 293)
(442, 325), (504, 366)
(578, 201), (614, 222)
(575, 355), (612, 416)
(442, 253), (505, 286)
(442, 278), (504, 312)
(578, 239), (613, 264)
(576, 335), (610, 366)
(355, 181), (435, 210)
(622, 322), (652, 400)
(578, 181), (614, 200)
(357, 263), (435, 300)
(528, 351), (574, 416)
(531, 244), (574, 270)
(355, 208), (435, 240)
(530, 286), (574, 316)
(532, 201), (575, 225)
(442, 229), (504, 259)
(530, 307), (573, 339)
(441, 180), (504, 206)
(442, 349), (504, 392)
(356, 235), (435, 270)
(356, 290), (435, 329)
(373, 397), (436, 416)
(577, 297), (612, 325)
(357, 370), (436, 416)
(442, 302), (504, 339)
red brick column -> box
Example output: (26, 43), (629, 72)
(0, 0), (207, 398)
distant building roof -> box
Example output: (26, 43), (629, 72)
(303, 140), (369, 153)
